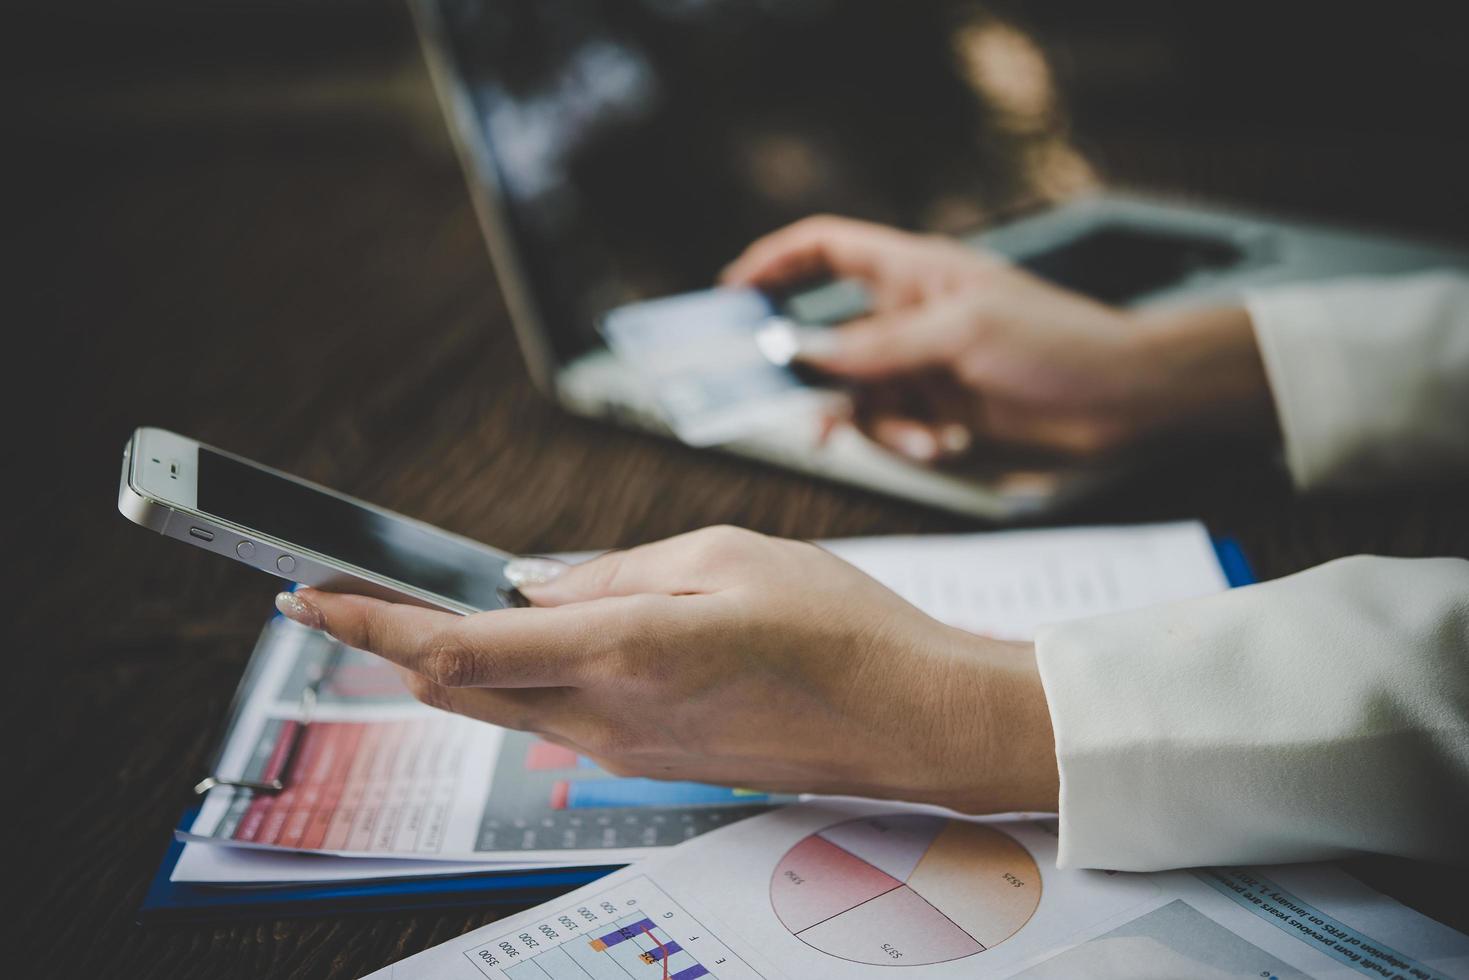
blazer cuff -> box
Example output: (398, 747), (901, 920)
(1244, 272), (1469, 491)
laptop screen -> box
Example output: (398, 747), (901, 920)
(429, 0), (1033, 366)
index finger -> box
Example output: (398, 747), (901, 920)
(796, 301), (971, 378)
(281, 589), (602, 689)
(720, 215), (897, 288)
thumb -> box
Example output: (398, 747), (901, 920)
(506, 527), (752, 606)
(794, 304), (968, 379)
(502, 544), (683, 607)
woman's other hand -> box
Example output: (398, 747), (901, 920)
(275, 526), (1059, 815)
(724, 215), (1277, 462)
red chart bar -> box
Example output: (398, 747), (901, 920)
(549, 780), (571, 810)
(231, 720), (301, 843)
(525, 740), (581, 771)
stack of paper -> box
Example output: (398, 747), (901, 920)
(366, 799), (1469, 980)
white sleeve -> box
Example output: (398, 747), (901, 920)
(1245, 271), (1469, 491)
(1034, 555), (1469, 872)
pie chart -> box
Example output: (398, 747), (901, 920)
(770, 814), (1041, 966)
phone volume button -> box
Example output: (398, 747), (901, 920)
(276, 555), (296, 574)
(236, 541), (256, 560)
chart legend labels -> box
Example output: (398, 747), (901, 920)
(770, 814), (1041, 966)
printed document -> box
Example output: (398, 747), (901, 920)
(364, 799), (1469, 980)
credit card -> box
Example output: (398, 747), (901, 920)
(599, 287), (843, 446)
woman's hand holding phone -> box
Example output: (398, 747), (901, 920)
(276, 525), (1059, 815)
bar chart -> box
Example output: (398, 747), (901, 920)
(463, 877), (767, 980)
(476, 732), (789, 852)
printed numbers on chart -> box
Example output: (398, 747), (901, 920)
(600, 901), (619, 915)
(1002, 872), (1026, 888)
(557, 915), (580, 932)
(518, 932), (541, 949)
(476, 950), (501, 967)
(783, 870), (805, 886)
(577, 906), (599, 923)
(882, 943), (903, 960)
(497, 941), (519, 959)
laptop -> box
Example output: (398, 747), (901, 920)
(410, 0), (1469, 521)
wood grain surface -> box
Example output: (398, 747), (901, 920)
(7, 2), (1468, 975)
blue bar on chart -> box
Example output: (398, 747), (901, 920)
(638, 939), (683, 963)
(589, 917), (657, 951)
(585, 916), (709, 978)
(552, 778), (771, 810)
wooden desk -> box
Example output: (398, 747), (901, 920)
(9, 3), (1467, 975)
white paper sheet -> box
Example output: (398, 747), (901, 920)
(822, 519), (1230, 640)
(171, 839), (552, 886)
(363, 800), (1469, 980)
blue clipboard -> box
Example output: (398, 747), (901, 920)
(140, 809), (621, 924)
(1212, 536), (1257, 587)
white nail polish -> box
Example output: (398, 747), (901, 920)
(792, 327), (842, 360)
(938, 423), (973, 455)
(275, 591), (323, 630)
(504, 557), (568, 589)
(754, 316), (799, 366)
(896, 428), (939, 461)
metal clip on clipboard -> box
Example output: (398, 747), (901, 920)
(193, 641), (343, 796)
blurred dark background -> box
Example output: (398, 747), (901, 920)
(10, 0), (1468, 507)
(5, 2), (1467, 975)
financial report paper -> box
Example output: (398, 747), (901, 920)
(363, 799), (1469, 980)
(181, 521), (1230, 874)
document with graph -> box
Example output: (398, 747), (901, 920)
(363, 799), (1469, 980)
(182, 616), (793, 864)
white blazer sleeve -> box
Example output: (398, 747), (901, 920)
(1245, 271), (1469, 491)
(1034, 555), (1469, 872)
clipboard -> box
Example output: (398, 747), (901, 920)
(140, 809), (620, 923)
(1212, 536), (1257, 588)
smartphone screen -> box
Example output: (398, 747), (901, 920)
(195, 449), (513, 610)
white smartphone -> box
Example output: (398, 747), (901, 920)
(117, 426), (524, 614)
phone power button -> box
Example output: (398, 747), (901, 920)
(236, 541), (256, 560)
(277, 555), (296, 574)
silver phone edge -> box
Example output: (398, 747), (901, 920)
(117, 429), (507, 615)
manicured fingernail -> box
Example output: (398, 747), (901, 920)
(503, 557), (568, 589)
(754, 316), (799, 366)
(275, 591), (323, 630)
(895, 428), (939, 462)
(792, 327), (842, 361)
(938, 423), (973, 456)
